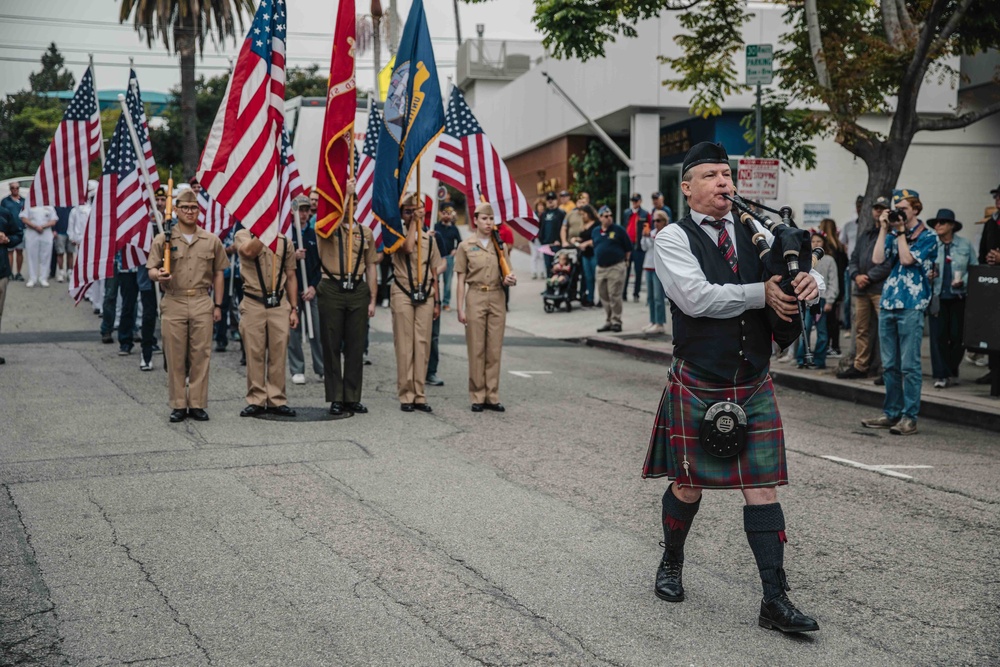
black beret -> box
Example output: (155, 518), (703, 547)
(681, 142), (730, 176)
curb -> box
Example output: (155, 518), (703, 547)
(580, 335), (1000, 433)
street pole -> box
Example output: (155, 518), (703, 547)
(755, 83), (763, 158)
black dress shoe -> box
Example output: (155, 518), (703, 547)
(471, 403), (484, 412)
(268, 405), (296, 417)
(169, 409), (187, 423)
(836, 366), (866, 379)
(329, 402), (345, 416)
(758, 594), (820, 633)
(610, 323), (622, 332)
(400, 403), (415, 412)
(0, 356), (5, 365)
(414, 403), (433, 412)
(654, 548), (685, 602)
(596, 323), (614, 332)
(347, 402), (368, 414)
(484, 402), (505, 412)
(188, 408), (210, 421)
(240, 404), (266, 417)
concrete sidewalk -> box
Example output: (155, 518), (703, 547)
(499, 247), (1000, 432)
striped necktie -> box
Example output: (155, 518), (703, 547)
(702, 218), (739, 275)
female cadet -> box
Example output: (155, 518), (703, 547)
(455, 202), (517, 412)
(389, 193), (442, 413)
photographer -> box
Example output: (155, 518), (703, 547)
(861, 189), (937, 436)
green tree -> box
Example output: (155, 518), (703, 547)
(568, 139), (624, 207)
(285, 65), (330, 99)
(470, 0), (1000, 212)
(119, 0), (254, 178)
(28, 43), (76, 92)
(148, 72), (231, 183)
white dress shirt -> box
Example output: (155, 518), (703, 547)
(67, 204), (91, 244)
(653, 209), (824, 319)
(20, 205), (57, 234)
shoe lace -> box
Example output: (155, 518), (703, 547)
(657, 541), (683, 576)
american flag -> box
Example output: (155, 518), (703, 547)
(27, 66), (102, 208)
(432, 87), (538, 240)
(197, 0), (287, 250)
(119, 72), (159, 270)
(277, 125), (303, 238)
(69, 112), (148, 303)
(198, 190), (234, 238)
(355, 103), (383, 249)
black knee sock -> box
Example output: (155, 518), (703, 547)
(744, 503), (789, 601)
(661, 484), (701, 553)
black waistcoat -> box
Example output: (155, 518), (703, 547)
(669, 214), (772, 381)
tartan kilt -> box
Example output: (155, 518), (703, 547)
(642, 359), (787, 489)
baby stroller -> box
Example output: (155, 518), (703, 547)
(541, 247), (581, 313)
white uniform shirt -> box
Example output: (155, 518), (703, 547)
(653, 210), (824, 319)
(20, 205), (57, 235)
(67, 204), (91, 244)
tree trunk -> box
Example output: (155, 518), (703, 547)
(176, 15), (198, 179)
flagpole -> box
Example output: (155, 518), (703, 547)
(292, 211), (313, 341)
(416, 157), (422, 285)
(90, 54), (106, 168)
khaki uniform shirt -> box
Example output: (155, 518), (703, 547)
(147, 226), (229, 292)
(233, 230), (296, 297)
(565, 208), (585, 240)
(391, 230), (439, 292)
(455, 236), (502, 287)
(317, 223), (377, 281)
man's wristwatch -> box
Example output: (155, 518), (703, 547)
(214, 303), (223, 308)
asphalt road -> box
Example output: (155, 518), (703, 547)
(1, 285), (998, 666)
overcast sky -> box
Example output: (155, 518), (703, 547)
(0, 0), (541, 97)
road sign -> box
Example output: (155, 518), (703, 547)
(802, 202), (831, 226)
(736, 158), (780, 200)
(746, 44), (773, 86)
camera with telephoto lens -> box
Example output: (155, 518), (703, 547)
(887, 208), (907, 224)
(264, 293), (281, 308)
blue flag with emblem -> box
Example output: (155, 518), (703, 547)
(371, 0), (444, 252)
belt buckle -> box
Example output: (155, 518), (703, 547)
(480, 285), (489, 291)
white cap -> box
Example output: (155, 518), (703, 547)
(87, 179), (98, 195)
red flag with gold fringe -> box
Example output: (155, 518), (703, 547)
(314, 0), (356, 238)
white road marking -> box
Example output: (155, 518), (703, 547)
(821, 456), (933, 480)
(508, 371), (553, 379)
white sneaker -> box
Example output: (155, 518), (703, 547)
(56, 269), (65, 282)
(139, 359), (153, 371)
(25, 281), (36, 288)
(40, 280), (50, 287)
(641, 323), (655, 333)
(650, 324), (665, 334)
(291, 374), (306, 385)
(933, 379), (946, 388)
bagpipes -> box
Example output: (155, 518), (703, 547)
(724, 193), (825, 366)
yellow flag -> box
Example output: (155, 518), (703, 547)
(378, 55), (396, 102)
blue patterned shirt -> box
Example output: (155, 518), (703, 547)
(880, 223), (937, 311)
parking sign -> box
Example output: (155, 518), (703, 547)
(737, 158), (780, 200)
(746, 44), (773, 86)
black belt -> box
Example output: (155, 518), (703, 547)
(243, 289), (285, 308)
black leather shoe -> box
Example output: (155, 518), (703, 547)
(268, 405), (296, 417)
(654, 545), (685, 602)
(347, 402), (368, 414)
(759, 594), (820, 633)
(0, 356), (5, 365)
(484, 402), (505, 412)
(471, 403), (484, 412)
(169, 409), (187, 423)
(414, 403), (433, 412)
(329, 402), (345, 416)
(596, 323), (614, 332)
(610, 323), (622, 332)
(240, 404), (266, 417)
(400, 403), (415, 412)
(836, 365), (866, 379)
(188, 408), (210, 421)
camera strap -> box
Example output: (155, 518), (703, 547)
(394, 233), (434, 303)
(252, 236), (289, 305)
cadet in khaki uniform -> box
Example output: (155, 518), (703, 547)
(456, 202), (517, 412)
(233, 227), (299, 417)
(390, 193), (442, 413)
(316, 187), (379, 417)
(146, 189), (229, 423)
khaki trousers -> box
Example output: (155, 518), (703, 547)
(161, 294), (213, 410)
(465, 286), (506, 404)
(853, 292), (882, 373)
(596, 261), (626, 325)
(239, 298), (291, 407)
(390, 286), (434, 404)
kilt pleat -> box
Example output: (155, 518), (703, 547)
(642, 359), (787, 489)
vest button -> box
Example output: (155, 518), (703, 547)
(740, 319), (745, 325)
